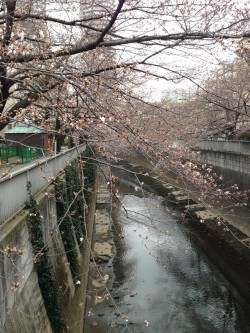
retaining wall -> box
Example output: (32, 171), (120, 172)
(198, 149), (250, 190)
(0, 185), (96, 333)
(0, 144), (86, 223)
(195, 140), (250, 154)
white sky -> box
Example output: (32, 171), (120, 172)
(44, 0), (241, 102)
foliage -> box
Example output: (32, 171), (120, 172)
(0, 0), (249, 207)
(64, 160), (84, 243)
(55, 177), (80, 280)
(55, 146), (96, 277)
(81, 146), (97, 205)
(26, 182), (65, 333)
(192, 59), (250, 139)
(0, 1), (249, 152)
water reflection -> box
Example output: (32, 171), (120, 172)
(111, 169), (250, 333)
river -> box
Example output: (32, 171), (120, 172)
(84, 167), (250, 333)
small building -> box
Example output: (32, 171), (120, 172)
(4, 124), (48, 151)
(0, 125), (49, 164)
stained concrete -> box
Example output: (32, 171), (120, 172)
(96, 193), (110, 204)
(163, 185), (175, 191)
(94, 242), (113, 258)
(84, 167), (115, 332)
(195, 210), (217, 221)
(184, 204), (206, 212)
(172, 190), (185, 197)
(95, 212), (111, 239)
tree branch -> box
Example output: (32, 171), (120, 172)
(3, 31), (250, 64)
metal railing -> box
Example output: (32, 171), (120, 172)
(0, 146), (44, 164)
(0, 144), (86, 224)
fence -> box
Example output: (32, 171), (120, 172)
(0, 144), (86, 224)
(0, 146), (43, 164)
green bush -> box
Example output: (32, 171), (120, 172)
(55, 178), (80, 280)
(80, 146), (97, 205)
(26, 182), (64, 333)
(55, 146), (97, 278)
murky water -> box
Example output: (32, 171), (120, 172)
(84, 168), (250, 333)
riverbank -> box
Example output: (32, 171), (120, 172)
(127, 153), (250, 236)
(84, 166), (117, 332)
(84, 163), (250, 332)
(114, 158), (250, 305)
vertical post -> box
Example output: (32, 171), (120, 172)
(54, 136), (57, 156)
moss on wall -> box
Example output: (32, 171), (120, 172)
(81, 146), (97, 205)
(26, 182), (65, 333)
(54, 146), (96, 281)
(1, 147), (97, 333)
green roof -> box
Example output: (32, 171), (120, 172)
(5, 125), (45, 134)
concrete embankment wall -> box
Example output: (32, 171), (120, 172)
(198, 149), (250, 190)
(196, 140), (250, 155)
(0, 185), (96, 333)
(191, 140), (250, 189)
(191, 149), (250, 237)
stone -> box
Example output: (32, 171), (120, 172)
(92, 274), (109, 288)
(95, 212), (111, 238)
(95, 214), (111, 225)
(171, 190), (185, 197)
(195, 210), (216, 221)
(184, 204), (206, 212)
(97, 193), (110, 204)
(96, 255), (110, 262)
(95, 225), (109, 238)
(94, 242), (112, 257)
(174, 195), (190, 202)
(162, 183), (174, 191)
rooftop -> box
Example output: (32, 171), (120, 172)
(5, 125), (45, 134)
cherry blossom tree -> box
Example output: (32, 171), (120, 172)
(0, 0), (250, 186)
(176, 58), (248, 140)
(1, 3), (250, 331)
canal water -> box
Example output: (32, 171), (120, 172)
(84, 167), (250, 333)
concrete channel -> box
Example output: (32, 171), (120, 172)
(83, 163), (250, 332)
